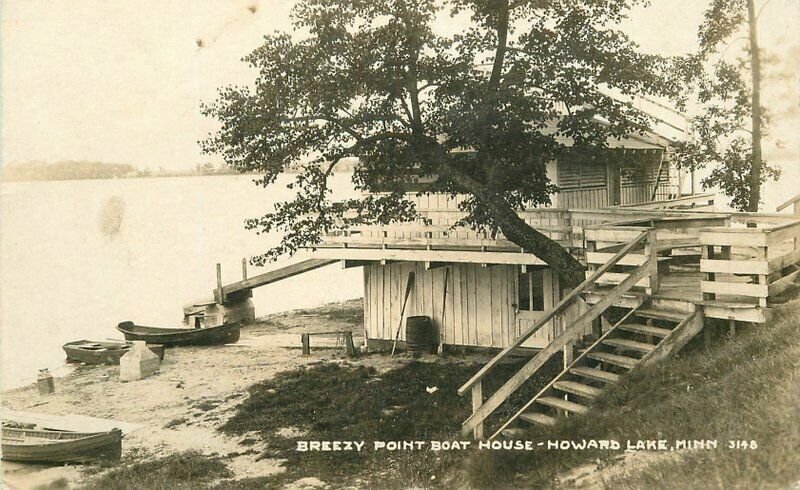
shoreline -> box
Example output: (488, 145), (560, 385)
(1, 300), (367, 488)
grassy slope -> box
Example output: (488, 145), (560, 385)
(80, 298), (800, 489)
(469, 298), (800, 489)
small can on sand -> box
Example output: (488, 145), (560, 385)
(37, 368), (55, 395)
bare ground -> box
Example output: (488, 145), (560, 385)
(1, 300), (372, 489)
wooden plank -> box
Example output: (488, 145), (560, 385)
(363, 267), (371, 340)
(453, 265), (464, 345)
(468, 265), (478, 345)
(765, 220), (800, 247)
(310, 247), (546, 266)
(701, 259), (769, 275)
(378, 265), (387, 339)
(447, 266), (456, 345)
(585, 228), (649, 243)
(476, 267), (493, 346)
(642, 309), (703, 365)
(701, 280), (768, 298)
(587, 252), (647, 266)
(222, 259), (338, 295)
(593, 272), (650, 288)
(491, 266), (504, 348)
(703, 303), (766, 323)
(471, 382), (484, 439)
(699, 230), (768, 247)
(776, 193), (800, 212)
(768, 269), (800, 297)
(769, 248), (800, 273)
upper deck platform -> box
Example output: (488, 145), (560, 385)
(307, 192), (800, 323)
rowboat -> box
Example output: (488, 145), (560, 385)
(1, 427), (122, 463)
(62, 340), (165, 365)
(115, 321), (240, 346)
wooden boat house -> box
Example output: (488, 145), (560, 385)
(309, 129), (687, 351)
(206, 123), (800, 440)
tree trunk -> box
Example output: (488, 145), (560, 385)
(444, 169), (586, 288)
(746, 0), (763, 212)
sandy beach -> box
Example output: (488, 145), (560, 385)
(1, 300), (371, 489)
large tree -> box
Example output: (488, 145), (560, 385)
(201, 0), (678, 287)
(674, 0), (779, 212)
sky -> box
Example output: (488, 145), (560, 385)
(1, 0), (798, 173)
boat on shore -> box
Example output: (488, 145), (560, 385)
(62, 340), (165, 365)
(115, 321), (240, 346)
(1, 427), (122, 463)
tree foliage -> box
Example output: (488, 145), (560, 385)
(201, 0), (679, 285)
(673, 0), (779, 211)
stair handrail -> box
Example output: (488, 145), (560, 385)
(460, 255), (654, 437)
(457, 230), (650, 398)
(487, 300), (645, 440)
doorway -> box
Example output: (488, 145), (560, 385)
(515, 268), (557, 348)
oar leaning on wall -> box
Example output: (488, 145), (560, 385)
(390, 272), (416, 357)
(438, 267), (449, 356)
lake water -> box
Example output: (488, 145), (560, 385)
(2, 167), (798, 390)
(0, 174), (363, 389)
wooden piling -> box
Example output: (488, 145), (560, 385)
(216, 263), (223, 304)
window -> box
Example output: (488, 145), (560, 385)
(518, 269), (545, 311)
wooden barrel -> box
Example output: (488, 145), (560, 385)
(405, 316), (436, 355)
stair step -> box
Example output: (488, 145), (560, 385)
(617, 323), (673, 338)
(553, 381), (603, 399)
(500, 428), (532, 439)
(587, 352), (640, 369)
(519, 412), (557, 426)
(536, 396), (589, 414)
(602, 338), (656, 353)
(636, 308), (687, 322)
(570, 367), (620, 384)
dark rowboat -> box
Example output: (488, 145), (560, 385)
(1, 427), (122, 463)
(62, 340), (165, 365)
(116, 321), (240, 346)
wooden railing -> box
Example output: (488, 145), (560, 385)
(457, 230), (657, 438)
(585, 226), (659, 294)
(616, 192), (715, 210)
(699, 219), (800, 306)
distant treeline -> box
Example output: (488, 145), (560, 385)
(2, 160), (141, 181)
(1, 160), (239, 182)
(1, 158), (357, 182)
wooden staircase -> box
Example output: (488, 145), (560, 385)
(498, 302), (703, 432)
(457, 228), (706, 440)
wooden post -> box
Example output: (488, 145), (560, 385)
(344, 332), (356, 357)
(702, 246), (716, 301)
(471, 382), (484, 440)
(216, 263), (223, 304)
(301, 334), (310, 356)
(729, 319), (736, 337)
(795, 202), (800, 250)
(242, 259), (248, 280)
(563, 339), (574, 370)
(757, 246), (768, 307)
(645, 229), (659, 295)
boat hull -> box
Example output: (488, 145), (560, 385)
(115, 322), (240, 346)
(63, 341), (165, 365)
(1, 428), (122, 464)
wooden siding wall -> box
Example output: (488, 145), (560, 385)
(364, 262), (518, 348)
